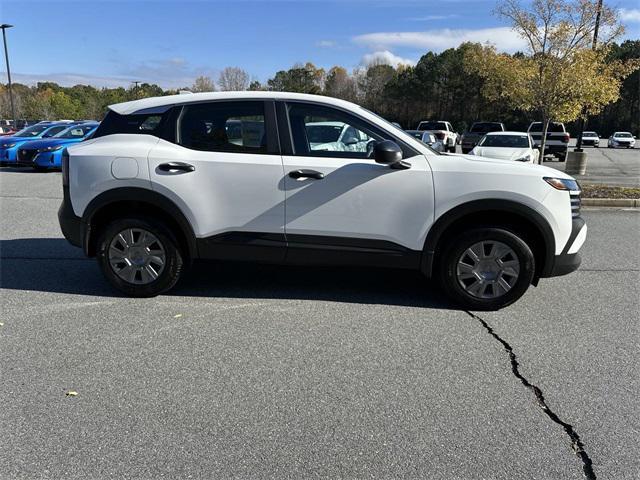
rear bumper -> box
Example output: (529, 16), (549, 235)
(58, 186), (85, 250)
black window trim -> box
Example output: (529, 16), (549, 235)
(276, 100), (419, 160)
(174, 99), (280, 155)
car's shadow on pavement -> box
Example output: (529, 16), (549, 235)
(0, 238), (457, 310)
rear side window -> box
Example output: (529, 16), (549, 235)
(177, 101), (267, 154)
(470, 122), (503, 133)
(92, 111), (167, 138)
(529, 122), (565, 132)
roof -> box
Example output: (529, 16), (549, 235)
(484, 131), (530, 136)
(109, 91), (361, 115)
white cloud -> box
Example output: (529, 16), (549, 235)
(360, 50), (416, 67)
(408, 14), (459, 21)
(354, 27), (528, 53)
(620, 8), (640, 23)
(316, 40), (336, 47)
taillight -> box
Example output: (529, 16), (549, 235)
(435, 131), (446, 140)
(562, 133), (570, 143)
(62, 148), (69, 186)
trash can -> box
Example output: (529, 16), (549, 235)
(565, 150), (587, 175)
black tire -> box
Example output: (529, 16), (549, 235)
(461, 148), (471, 154)
(557, 152), (567, 162)
(32, 165), (47, 172)
(437, 228), (535, 310)
(96, 217), (184, 297)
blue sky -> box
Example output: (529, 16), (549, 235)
(2, 0), (639, 89)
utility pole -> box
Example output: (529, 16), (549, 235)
(0, 24), (16, 127)
(575, 0), (603, 151)
(132, 80), (140, 99)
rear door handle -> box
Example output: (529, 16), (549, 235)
(288, 169), (324, 180)
(158, 162), (195, 173)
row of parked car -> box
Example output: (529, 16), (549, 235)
(0, 120), (98, 170)
(407, 120), (636, 162)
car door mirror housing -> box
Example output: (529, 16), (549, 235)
(374, 140), (410, 169)
(343, 135), (359, 146)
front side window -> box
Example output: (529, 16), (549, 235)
(178, 101), (267, 154)
(287, 103), (387, 159)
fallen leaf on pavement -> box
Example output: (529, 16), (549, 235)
(66, 391), (78, 397)
(173, 314), (183, 318)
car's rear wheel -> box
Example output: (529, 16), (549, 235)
(438, 228), (535, 310)
(97, 217), (183, 297)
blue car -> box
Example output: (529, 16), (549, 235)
(17, 122), (99, 170)
(0, 121), (77, 166)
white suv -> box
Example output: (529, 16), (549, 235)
(59, 92), (586, 310)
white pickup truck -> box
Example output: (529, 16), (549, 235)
(416, 120), (458, 152)
(527, 122), (570, 162)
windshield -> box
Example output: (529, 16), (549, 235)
(306, 124), (343, 144)
(418, 121), (446, 131)
(470, 122), (503, 134)
(14, 124), (51, 137)
(582, 132), (597, 137)
(56, 124), (97, 139)
(479, 134), (530, 148)
(615, 132), (632, 138)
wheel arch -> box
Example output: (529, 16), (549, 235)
(422, 199), (556, 281)
(82, 187), (198, 262)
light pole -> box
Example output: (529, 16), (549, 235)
(0, 24), (16, 127)
(575, 0), (604, 151)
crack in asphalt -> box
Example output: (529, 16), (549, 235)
(466, 311), (597, 480)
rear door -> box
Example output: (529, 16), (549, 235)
(278, 101), (434, 267)
(148, 100), (286, 262)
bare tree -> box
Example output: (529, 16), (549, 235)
(191, 76), (216, 93)
(218, 67), (250, 91)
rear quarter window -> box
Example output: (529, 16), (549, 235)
(92, 110), (169, 139)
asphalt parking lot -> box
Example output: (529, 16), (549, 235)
(1, 169), (639, 479)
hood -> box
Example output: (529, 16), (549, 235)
(471, 147), (532, 161)
(19, 137), (81, 150)
(453, 153), (574, 180)
(0, 136), (32, 148)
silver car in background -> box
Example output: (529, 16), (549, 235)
(405, 130), (445, 152)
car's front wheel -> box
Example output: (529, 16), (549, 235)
(96, 217), (184, 297)
(438, 228), (535, 310)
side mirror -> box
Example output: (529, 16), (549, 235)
(343, 135), (359, 146)
(374, 140), (410, 169)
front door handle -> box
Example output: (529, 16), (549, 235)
(288, 169), (324, 180)
(158, 162), (195, 173)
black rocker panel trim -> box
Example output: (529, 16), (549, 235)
(197, 232), (286, 263)
(285, 234), (421, 269)
(82, 188), (198, 260)
(197, 231), (421, 269)
(421, 199), (556, 278)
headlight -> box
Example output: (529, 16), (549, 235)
(37, 145), (63, 153)
(543, 177), (580, 192)
(2, 143), (16, 148)
(515, 154), (532, 162)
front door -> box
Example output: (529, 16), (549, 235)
(279, 101), (434, 267)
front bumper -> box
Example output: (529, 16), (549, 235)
(542, 217), (586, 278)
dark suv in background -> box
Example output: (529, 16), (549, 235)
(460, 122), (505, 154)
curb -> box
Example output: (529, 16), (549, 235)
(582, 198), (640, 207)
